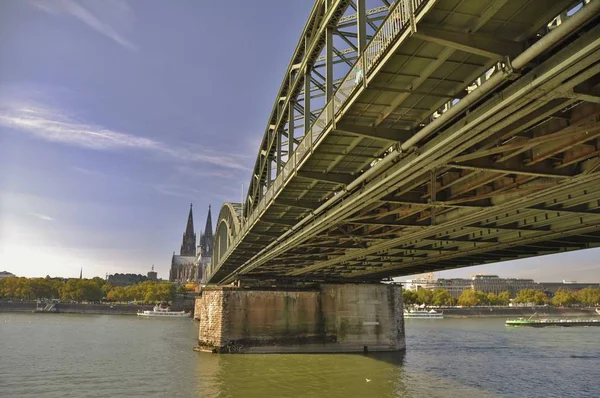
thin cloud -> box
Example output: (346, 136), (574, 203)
(0, 107), (158, 151)
(0, 100), (249, 171)
(161, 147), (249, 171)
(72, 166), (108, 178)
(150, 184), (203, 199)
(30, 213), (54, 222)
(28, 0), (136, 50)
(173, 165), (239, 180)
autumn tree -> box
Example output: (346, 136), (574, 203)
(29, 278), (57, 299)
(90, 277), (106, 290)
(515, 289), (548, 305)
(415, 288), (433, 305)
(487, 292), (510, 306)
(1, 278), (33, 300)
(457, 290), (480, 306)
(402, 290), (417, 305)
(106, 287), (128, 302)
(58, 279), (103, 302)
(552, 289), (580, 307)
(81, 280), (103, 302)
(431, 288), (455, 306)
(577, 287), (600, 306)
(497, 291), (511, 305)
(487, 292), (499, 305)
(101, 283), (112, 298)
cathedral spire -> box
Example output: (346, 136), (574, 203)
(180, 203), (196, 257)
(202, 204), (213, 258)
(185, 203), (194, 236)
(205, 205), (213, 237)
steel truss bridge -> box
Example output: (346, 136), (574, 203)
(205, 0), (600, 285)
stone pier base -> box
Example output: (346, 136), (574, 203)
(194, 283), (405, 353)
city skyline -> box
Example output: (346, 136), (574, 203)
(1, 1), (600, 282)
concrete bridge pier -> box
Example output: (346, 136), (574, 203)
(194, 283), (405, 353)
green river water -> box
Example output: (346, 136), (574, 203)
(1, 313), (598, 397)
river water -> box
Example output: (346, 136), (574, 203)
(1, 313), (599, 397)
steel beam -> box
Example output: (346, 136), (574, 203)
(334, 123), (413, 142)
(275, 198), (320, 209)
(413, 25), (523, 59)
(447, 159), (572, 179)
(259, 217), (297, 226)
(296, 171), (354, 185)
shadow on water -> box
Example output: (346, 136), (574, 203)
(194, 350), (409, 398)
(358, 350), (407, 366)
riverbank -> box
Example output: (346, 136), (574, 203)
(0, 301), (154, 315)
(439, 306), (598, 318)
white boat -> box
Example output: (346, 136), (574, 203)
(137, 304), (191, 318)
(403, 308), (444, 319)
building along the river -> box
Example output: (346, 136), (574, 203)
(404, 274), (539, 299)
(0, 271), (16, 279)
(107, 273), (148, 286)
(539, 281), (600, 294)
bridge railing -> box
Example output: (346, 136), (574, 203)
(210, 0), (428, 280)
(334, 0), (422, 116)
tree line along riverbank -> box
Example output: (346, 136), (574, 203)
(439, 306), (599, 318)
(0, 276), (180, 303)
(403, 287), (600, 307)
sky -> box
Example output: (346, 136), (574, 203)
(0, 1), (598, 282)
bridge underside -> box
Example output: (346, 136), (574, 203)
(208, 0), (600, 285)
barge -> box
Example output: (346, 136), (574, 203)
(506, 317), (600, 327)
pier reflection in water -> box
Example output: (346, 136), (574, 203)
(196, 352), (409, 398)
(1, 314), (599, 397)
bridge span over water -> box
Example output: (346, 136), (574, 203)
(205, 0), (600, 286)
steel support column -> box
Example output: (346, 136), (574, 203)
(276, 129), (282, 173)
(357, 0), (366, 54)
(326, 25), (334, 121)
(304, 66), (311, 135)
(289, 101), (295, 157)
(267, 144), (272, 188)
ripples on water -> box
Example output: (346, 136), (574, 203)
(1, 314), (599, 397)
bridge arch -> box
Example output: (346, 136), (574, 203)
(213, 202), (242, 266)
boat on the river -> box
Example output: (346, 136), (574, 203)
(404, 308), (443, 319)
(505, 317), (600, 327)
(137, 304), (191, 318)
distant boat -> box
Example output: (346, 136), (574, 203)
(403, 308), (443, 319)
(137, 304), (191, 318)
(506, 317), (600, 327)
(596, 308), (600, 316)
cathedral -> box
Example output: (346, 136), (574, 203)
(169, 204), (213, 284)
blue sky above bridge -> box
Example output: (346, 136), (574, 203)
(1, 0), (598, 282)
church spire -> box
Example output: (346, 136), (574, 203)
(205, 205), (213, 236)
(180, 203), (197, 257)
(202, 205), (214, 258)
(185, 203), (194, 236)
